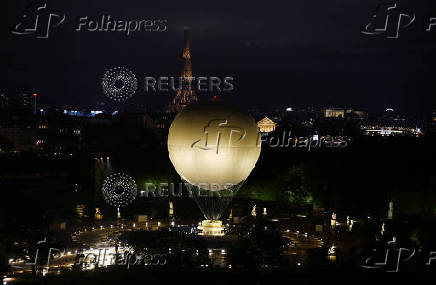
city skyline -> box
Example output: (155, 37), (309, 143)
(4, 0), (436, 114)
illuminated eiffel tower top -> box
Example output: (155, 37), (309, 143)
(181, 29), (192, 79)
(168, 28), (198, 112)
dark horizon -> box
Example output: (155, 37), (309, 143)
(3, 0), (436, 114)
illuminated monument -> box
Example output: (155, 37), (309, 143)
(387, 201), (394, 220)
(168, 101), (261, 236)
(169, 201), (174, 221)
(257, 117), (276, 133)
(168, 28), (198, 112)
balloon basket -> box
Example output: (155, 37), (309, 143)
(197, 220), (225, 237)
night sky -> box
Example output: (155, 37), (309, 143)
(3, 0), (436, 114)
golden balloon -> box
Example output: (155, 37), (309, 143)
(168, 101), (261, 191)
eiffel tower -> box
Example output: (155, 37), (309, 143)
(168, 28), (198, 112)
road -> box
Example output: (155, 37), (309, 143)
(282, 230), (324, 255)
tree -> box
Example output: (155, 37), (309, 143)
(280, 165), (313, 206)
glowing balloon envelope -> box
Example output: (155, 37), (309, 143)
(168, 101), (261, 191)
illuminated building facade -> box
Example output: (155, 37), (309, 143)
(257, 117), (276, 133)
(324, 108), (345, 118)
